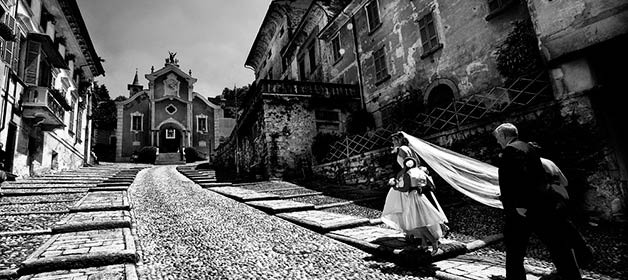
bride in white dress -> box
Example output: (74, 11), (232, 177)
(381, 135), (448, 252)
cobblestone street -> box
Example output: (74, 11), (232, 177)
(130, 166), (432, 280)
(1, 163), (623, 279)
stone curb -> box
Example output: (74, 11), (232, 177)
(51, 220), (132, 234)
(97, 182), (132, 187)
(0, 191), (85, 196)
(69, 205), (131, 213)
(89, 187), (129, 192)
(281, 192), (323, 199)
(17, 250), (138, 275)
(1, 211), (69, 216)
(0, 229), (52, 237)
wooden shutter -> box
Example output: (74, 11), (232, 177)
(24, 41), (41, 85)
(2, 15), (15, 64)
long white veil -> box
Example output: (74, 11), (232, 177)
(401, 131), (503, 209)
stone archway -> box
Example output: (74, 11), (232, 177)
(424, 78), (459, 109)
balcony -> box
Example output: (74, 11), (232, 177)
(21, 86), (67, 129)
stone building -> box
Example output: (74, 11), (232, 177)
(0, 0), (104, 178)
(218, 0), (627, 221)
(215, 0), (362, 180)
(114, 54), (228, 162)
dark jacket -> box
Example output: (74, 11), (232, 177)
(498, 140), (550, 214)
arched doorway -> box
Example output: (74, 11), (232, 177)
(426, 84), (455, 109)
(159, 125), (182, 153)
(424, 78), (459, 110)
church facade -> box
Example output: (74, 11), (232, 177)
(115, 54), (225, 161)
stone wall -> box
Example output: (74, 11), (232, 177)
(313, 94), (626, 222)
(262, 95), (317, 179)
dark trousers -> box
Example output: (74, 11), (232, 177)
(504, 211), (582, 280)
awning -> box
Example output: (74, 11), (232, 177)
(27, 32), (68, 69)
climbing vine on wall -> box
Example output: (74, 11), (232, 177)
(495, 20), (544, 82)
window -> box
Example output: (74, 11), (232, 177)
(299, 58), (306, 81)
(282, 55), (290, 72)
(131, 112), (143, 131)
(279, 26), (284, 37)
(315, 110), (341, 131)
(365, 0), (381, 32)
(267, 50), (272, 59)
(418, 12), (440, 55)
(308, 43), (316, 71)
(165, 129), (175, 139)
(373, 47), (388, 82)
(331, 34), (342, 61)
(267, 67), (273, 80)
(197, 115), (208, 132)
(488, 0), (513, 13)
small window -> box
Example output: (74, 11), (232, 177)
(418, 12), (440, 54)
(267, 50), (272, 59)
(279, 26), (284, 37)
(365, 0), (381, 32)
(131, 113), (143, 131)
(299, 58), (306, 81)
(488, 0), (512, 13)
(166, 129), (176, 139)
(197, 115), (207, 132)
(331, 34), (342, 61)
(268, 67), (273, 80)
(282, 55), (290, 72)
(315, 110), (341, 132)
(373, 47), (388, 82)
(308, 43), (317, 71)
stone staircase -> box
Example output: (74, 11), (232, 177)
(155, 152), (184, 165)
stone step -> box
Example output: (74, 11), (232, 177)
(207, 186), (279, 202)
(17, 228), (137, 275)
(246, 200), (315, 214)
(276, 210), (370, 232)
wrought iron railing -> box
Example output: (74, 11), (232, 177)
(321, 71), (553, 163)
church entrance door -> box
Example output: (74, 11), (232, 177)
(159, 126), (182, 153)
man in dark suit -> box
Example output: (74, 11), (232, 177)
(493, 123), (582, 280)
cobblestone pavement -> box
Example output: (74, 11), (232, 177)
(0, 163), (146, 279)
(130, 166), (434, 279)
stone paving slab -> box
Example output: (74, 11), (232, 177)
(18, 264), (137, 280)
(197, 182), (231, 187)
(55, 210), (131, 226)
(207, 186), (280, 201)
(72, 191), (128, 209)
(276, 210), (370, 232)
(97, 182), (131, 187)
(245, 199), (315, 214)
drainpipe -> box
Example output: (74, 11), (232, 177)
(350, 15), (365, 109)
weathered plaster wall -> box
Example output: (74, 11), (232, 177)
(262, 96), (317, 179)
(526, 0), (628, 61)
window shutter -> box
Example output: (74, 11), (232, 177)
(25, 41), (41, 85)
(2, 15), (15, 64)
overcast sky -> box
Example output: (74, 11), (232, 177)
(76, 0), (272, 99)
